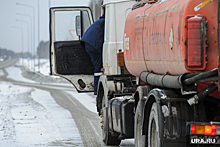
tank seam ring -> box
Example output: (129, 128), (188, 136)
(177, 76), (181, 86)
(153, 75), (157, 85)
(161, 75), (166, 87)
(145, 72), (151, 84)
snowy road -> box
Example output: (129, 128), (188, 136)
(0, 58), (18, 69)
(0, 60), (134, 147)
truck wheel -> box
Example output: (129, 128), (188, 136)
(135, 101), (143, 147)
(147, 102), (161, 147)
(101, 95), (121, 145)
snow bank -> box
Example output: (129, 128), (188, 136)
(17, 58), (50, 76)
(0, 82), (83, 146)
(0, 69), (4, 76)
(0, 82), (32, 146)
(5, 66), (36, 83)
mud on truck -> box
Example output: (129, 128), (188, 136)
(49, 0), (220, 146)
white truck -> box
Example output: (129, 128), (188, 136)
(50, 0), (220, 146)
(49, 1), (137, 145)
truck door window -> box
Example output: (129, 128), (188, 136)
(54, 10), (91, 41)
(82, 11), (91, 35)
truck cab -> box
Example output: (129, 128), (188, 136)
(49, 0), (136, 92)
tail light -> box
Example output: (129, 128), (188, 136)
(190, 124), (219, 135)
(185, 15), (208, 71)
(205, 125), (217, 135)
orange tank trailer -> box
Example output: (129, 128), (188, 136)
(124, 0), (219, 98)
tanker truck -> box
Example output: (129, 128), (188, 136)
(49, 0), (220, 146)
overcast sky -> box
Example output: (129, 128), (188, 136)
(0, 0), (90, 53)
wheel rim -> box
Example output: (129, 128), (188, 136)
(150, 118), (157, 147)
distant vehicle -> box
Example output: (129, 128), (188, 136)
(0, 55), (8, 61)
(49, 0), (220, 146)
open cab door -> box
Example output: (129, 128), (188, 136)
(50, 7), (94, 92)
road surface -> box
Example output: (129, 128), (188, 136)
(0, 59), (134, 147)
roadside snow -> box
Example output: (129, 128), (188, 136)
(0, 69), (4, 76)
(0, 82), (32, 146)
(0, 82), (83, 146)
(38, 59), (50, 76)
(5, 66), (36, 83)
(18, 58), (50, 76)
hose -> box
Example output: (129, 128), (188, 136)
(187, 83), (218, 105)
(140, 69), (219, 105)
(140, 69), (218, 89)
(196, 76), (218, 83)
(183, 69), (218, 85)
(140, 71), (181, 89)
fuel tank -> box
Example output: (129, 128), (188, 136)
(124, 0), (218, 77)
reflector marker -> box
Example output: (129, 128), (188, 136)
(194, 0), (213, 12)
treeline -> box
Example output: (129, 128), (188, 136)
(0, 40), (49, 59)
(37, 40), (49, 59)
(0, 47), (33, 59)
(0, 48), (18, 58)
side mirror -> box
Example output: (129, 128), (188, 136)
(75, 15), (81, 37)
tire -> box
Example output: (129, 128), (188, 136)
(101, 95), (121, 146)
(135, 101), (143, 147)
(147, 102), (161, 147)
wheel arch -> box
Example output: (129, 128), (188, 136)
(96, 75), (117, 115)
(142, 89), (163, 133)
(142, 88), (191, 146)
(134, 86), (153, 111)
(142, 89), (171, 145)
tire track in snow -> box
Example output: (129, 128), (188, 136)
(49, 90), (106, 147)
